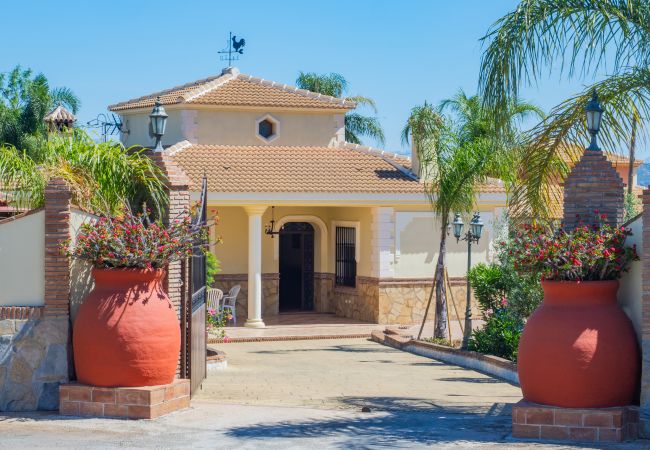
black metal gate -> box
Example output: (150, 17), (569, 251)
(181, 176), (208, 395)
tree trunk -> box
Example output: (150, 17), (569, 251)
(434, 232), (448, 339)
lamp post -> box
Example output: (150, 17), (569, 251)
(585, 90), (603, 151)
(452, 212), (484, 349)
(149, 96), (168, 152)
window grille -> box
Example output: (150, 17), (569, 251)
(335, 226), (356, 287)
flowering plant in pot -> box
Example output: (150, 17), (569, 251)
(510, 220), (640, 408)
(64, 210), (206, 388)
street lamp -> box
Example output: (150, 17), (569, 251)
(452, 212), (484, 349)
(149, 96), (168, 152)
(585, 90), (603, 151)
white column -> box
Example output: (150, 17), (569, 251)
(244, 206), (267, 328)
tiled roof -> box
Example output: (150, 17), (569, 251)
(167, 142), (506, 196)
(108, 68), (356, 112)
(43, 105), (75, 124)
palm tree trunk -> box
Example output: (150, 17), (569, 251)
(628, 115), (637, 195)
(434, 231), (449, 339)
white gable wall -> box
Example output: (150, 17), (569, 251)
(118, 108), (346, 148)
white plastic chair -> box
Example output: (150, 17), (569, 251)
(206, 288), (223, 311)
(222, 285), (241, 326)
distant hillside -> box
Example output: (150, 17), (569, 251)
(638, 162), (650, 187)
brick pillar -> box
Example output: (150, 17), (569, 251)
(562, 149), (624, 230)
(44, 177), (72, 317)
(640, 188), (650, 436)
(150, 152), (191, 316)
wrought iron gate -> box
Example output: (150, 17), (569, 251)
(181, 176), (208, 395)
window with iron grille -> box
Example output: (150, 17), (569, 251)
(335, 226), (356, 287)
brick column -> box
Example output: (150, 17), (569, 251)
(44, 177), (73, 317)
(150, 152), (191, 315)
(562, 149), (624, 230)
(640, 188), (650, 436)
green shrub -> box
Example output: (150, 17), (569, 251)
(205, 251), (221, 287)
(467, 263), (510, 315)
(467, 308), (523, 361)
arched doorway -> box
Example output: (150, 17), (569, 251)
(279, 222), (314, 312)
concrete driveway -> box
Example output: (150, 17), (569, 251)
(1, 338), (646, 448)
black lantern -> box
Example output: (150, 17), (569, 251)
(149, 96), (168, 152)
(585, 90), (603, 151)
(265, 206), (281, 238)
(452, 213), (464, 240)
(469, 212), (484, 241)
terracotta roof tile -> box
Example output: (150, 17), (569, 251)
(168, 143), (506, 196)
(108, 69), (355, 112)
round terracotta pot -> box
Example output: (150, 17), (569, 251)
(73, 268), (180, 387)
(518, 280), (639, 408)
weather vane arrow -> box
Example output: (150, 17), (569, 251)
(218, 32), (246, 68)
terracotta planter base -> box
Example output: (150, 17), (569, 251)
(512, 400), (639, 443)
(59, 379), (190, 419)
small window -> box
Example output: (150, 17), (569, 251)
(335, 226), (356, 287)
(258, 119), (274, 139)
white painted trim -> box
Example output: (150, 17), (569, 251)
(196, 191), (507, 207)
(331, 220), (361, 263)
(254, 113), (281, 144)
(272, 215), (328, 271)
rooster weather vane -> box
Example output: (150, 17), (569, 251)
(218, 32), (245, 68)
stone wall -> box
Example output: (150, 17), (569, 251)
(314, 272), (334, 313)
(640, 188), (650, 437)
(0, 308), (69, 410)
(332, 277), (379, 323)
(563, 149), (624, 230)
(213, 273), (279, 322)
(378, 277), (476, 325)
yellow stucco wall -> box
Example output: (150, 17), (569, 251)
(0, 211), (45, 306)
(118, 108), (345, 149)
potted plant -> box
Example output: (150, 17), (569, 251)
(65, 210), (204, 387)
(510, 220), (640, 408)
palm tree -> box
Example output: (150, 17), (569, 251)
(479, 0), (650, 218)
(0, 129), (166, 215)
(0, 66), (80, 154)
(296, 72), (385, 146)
(403, 91), (542, 339)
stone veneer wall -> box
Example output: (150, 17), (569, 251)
(641, 188), (650, 437)
(314, 272), (334, 313)
(378, 277), (477, 325)
(213, 274), (279, 322)
(0, 179), (75, 411)
(333, 277), (379, 323)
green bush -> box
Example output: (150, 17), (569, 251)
(467, 308), (523, 361)
(205, 251), (221, 287)
(467, 263), (510, 315)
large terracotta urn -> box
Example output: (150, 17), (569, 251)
(73, 268), (180, 387)
(518, 280), (639, 408)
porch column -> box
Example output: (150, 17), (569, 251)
(244, 206), (267, 328)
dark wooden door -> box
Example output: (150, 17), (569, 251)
(279, 222), (314, 312)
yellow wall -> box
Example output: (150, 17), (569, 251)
(210, 205), (376, 277)
(0, 211), (45, 306)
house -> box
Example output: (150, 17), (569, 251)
(108, 67), (507, 327)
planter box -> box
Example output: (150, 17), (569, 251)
(59, 379), (190, 419)
(370, 328), (519, 385)
(513, 400), (639, 443)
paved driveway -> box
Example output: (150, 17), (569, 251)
(1, 338), (646, 448)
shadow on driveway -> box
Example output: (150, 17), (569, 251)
(225, 396), (514, 447)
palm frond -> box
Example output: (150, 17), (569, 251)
(50, 87), (81, 114)
(345, 113), (385, 146)
(510, 67), (650, 219)
(479, 0), (650, 112)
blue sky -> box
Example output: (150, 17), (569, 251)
(1, 1), (617, 156)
